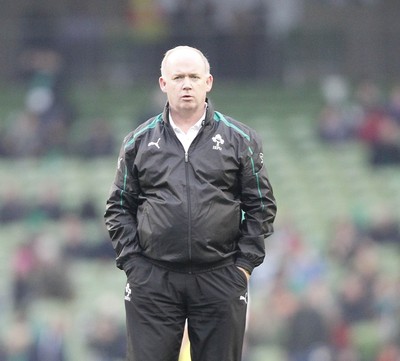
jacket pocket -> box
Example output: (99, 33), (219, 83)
(232, 265), (249, 287)
(137, 203), (151, 250)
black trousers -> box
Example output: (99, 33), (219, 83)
(124, 256), (248, 361)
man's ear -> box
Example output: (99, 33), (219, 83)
(206, 74), (214, 92)
(159, 77), (167, 93)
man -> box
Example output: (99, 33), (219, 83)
(104, 46), (276, 361)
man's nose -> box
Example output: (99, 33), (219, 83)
(182, 77), (192, 88)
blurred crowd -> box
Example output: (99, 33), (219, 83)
(0, 210), (125, 361)
(245, 212), (400, 361)
(317, 77), (400, 167)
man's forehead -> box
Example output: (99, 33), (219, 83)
(163, 50), (207, 73)
(167, 50), (203, 66)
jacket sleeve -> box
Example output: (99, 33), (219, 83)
(104, 136), (141, 269)
(236, 132), (277, 274)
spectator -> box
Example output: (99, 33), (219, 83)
(79, 197), (99, 220)
(368, 114), (400, 166)
(354, 80), (383, 115)
(329, 312), (353, 356)
(32, 233), (74, 301)
(0, 111), (43, 157)
(387, 85), (400, 124)
(328, 217), (360, 265)
(34, 185), (64, 221)
(366, 207), (400, 244)
(337, 273), (374, 323)
(282, 234), (327, 293)
(317, 104), (354, 143)
(11, 238), (38, 310)
(0, 188), (30, 223)
(61, 214), (92, 260)
(283, 296), (330, 361)
(7, 47), (76, 158)
(317, 75), (361, 143)
(30, 318), (68, 361)
(88, 233), (115, 260)
(86, 313), (126, 361)
(62, 215), (114, 261)
(78, 118), (116, 158)
(3, 312), (35, 360)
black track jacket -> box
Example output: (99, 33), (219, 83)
(104, 101), (276, 274)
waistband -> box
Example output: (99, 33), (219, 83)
(143, 255), (236, 274)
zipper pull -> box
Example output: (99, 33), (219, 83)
(185, 152), (189, 162)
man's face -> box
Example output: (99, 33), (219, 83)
(159, 49), (213, 116)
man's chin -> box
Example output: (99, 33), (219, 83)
(179, 103), (196, 112)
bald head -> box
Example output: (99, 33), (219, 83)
(160, 46), (210, 77)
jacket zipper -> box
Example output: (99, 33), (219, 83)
(184, 123), (206, 268)
(167, 120), (207, 269)
(184, 151), (192, 265)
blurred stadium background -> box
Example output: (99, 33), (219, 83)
(1, 1), (400, 360)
